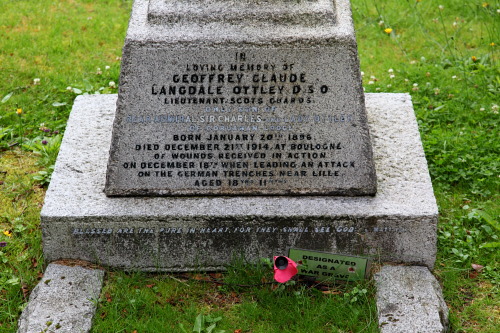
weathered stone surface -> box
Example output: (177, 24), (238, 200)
(375, 266), (449, 333)
(105, 0), (377, 196)
(41, 93), (438, 270)
(17, 263), (104, 333)
(147, 0), (337, 26)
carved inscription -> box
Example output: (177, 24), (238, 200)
(106, 48), (376, 195)
(72, 225), (408, 236)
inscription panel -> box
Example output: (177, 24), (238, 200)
(66, 220), (410, 269)
(105, 48), (376, 196)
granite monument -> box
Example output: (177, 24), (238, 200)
(41, 0), (438, 271)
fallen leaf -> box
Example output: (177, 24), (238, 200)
(1, 92), (13, 103)
(234, 330), (242, 333)
(322, 290), (342, 295)
(471, 264), (484, 272)
(21, 284), (30, 300)
(106, 293), (112, 303)
(145, 284), (155, 288)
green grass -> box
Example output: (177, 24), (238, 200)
(1, 0), (499, 332)
(91, 268), (377, 333)
(0, 0), (125, 147)
(0, 151), (45, 331)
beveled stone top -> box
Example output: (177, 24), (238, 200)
(124, 0), (355, 45)
(147, 0), (335, 26)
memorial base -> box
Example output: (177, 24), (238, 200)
(41, 93), (438, 270)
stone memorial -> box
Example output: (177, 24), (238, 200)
(105, 0), (377, 196)
(41, 0), (438, 271)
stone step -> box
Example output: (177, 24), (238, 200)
(375, 266), (449, 333)
(17, 263), (104, 333)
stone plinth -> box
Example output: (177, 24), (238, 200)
(41, 93), (438, 270)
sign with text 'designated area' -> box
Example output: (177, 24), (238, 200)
(289, 248), (371, 281)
